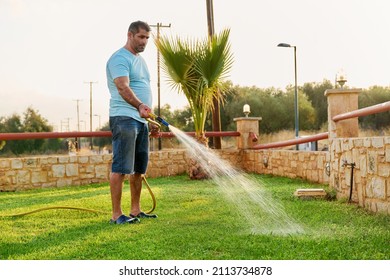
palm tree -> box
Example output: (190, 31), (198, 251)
(155, 29), (233, 179)
(156, 28), (233, 145)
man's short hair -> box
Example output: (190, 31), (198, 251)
(128, 21), (151, 34)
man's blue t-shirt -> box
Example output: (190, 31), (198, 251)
(106, 47), (152, 123)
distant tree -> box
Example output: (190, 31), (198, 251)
(172, 106), (195, 132)
(93, 121), (111, 149)
(155, 82), (388, 136)
(22, 107), (53, 153)
(220, 84), (316, 133)
(0, 107), (61, 155)
(42, 138), (64, 154)
(0, 114), (25, 154)
(302, 80), (334, 129)
(359, 86), (390, 130)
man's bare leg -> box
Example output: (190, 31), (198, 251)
(129, 173), (157, 218)
(110, 172), (125, 220)
(129, 173), (143, 216)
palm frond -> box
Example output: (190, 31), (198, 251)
(155, 29), (233, 138)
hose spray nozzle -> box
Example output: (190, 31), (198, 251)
(148, 113), (170, 127)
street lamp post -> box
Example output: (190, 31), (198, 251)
(94, 114), (101, 130)
(277, 43), (299, 149)
(84, 81), (98, 150)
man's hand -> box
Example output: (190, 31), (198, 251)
(138, 103), (152, 118)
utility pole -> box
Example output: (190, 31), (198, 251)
(62, 118), (71, 132)
(61, 120), (69, 132)
(206, 0), (215, 36)
(206, 0), (222, 149)
(150, 22), (171, 150)
(73, 99), (82, 151)
(84, 81), (98, 150)
(73, 99), (82, 131)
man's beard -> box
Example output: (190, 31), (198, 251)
(135, 45), (145, 53)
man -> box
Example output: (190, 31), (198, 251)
(106, 21), (158, 224)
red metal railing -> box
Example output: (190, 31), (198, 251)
(332, 101), (390, 122)
(252, 100), (390, 150)
(252, 132), (329, 150)
(0, 101), (387, 147)
(0, 131), (240, 141)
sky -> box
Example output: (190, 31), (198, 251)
(1, 0), (390, 131)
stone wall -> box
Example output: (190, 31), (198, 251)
(0, 154), (112, 191)
(0, 148), (325, 191)
(324, 88), (389, 215)
(0, 149), (243, 191)
(1, 142), (388, 215)
(242, 149), (330, 184)
(330, 136), (390, 214)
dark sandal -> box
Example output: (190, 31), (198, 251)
(110, 214), (140, 224)
(130, 212), (158, 219)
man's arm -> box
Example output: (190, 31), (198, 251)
(114, 76), (151, 118)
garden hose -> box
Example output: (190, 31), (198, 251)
(0, 176), (156, 218)
(148, 113), (170, 127)
(0, 206), (107, 217)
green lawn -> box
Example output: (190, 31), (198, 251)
(0, 174), (389, 260)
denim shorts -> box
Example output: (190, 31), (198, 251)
(110, 116), (149, 174)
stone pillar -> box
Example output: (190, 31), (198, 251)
(233, 117), (262, 149)
(324, 89), (361, 139)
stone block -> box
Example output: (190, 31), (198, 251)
(0, 159), (10, 169)
(52, 165), (65, 177)
(353, 138), (364, 147)
(42, 182), (56, 188)
(47, 157), (58, 164)
(11, 159), (23, 169)
(378, 164), (389, 177)
(66, 164), (79, 177)
(335, 140), (341, 154)
(95, 165), (109, 179)
(69, 156), (78, 163)
(90, 155), (103, 164)
(85, 165), (95, 173)
(158, 152), (169, 160)
(375, 202), (389, 215)
(363, 138), (371, 148)
(25, 158), (38, 167)
(17, 170), (31, 184)
(367, 151), (377, 174)
(366, 177), (386, 199)
(31, 171), (47, 183)
(57, 178), (73, 187)
(372, 137), (384, 148)
(0, 172), (10, 185)
(58, 156), (69, 163)
(78, 156), (89, 164)
(80, 173), (94, 179)
(360, 156), (367, 177)
(294, 188), (327, 198)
